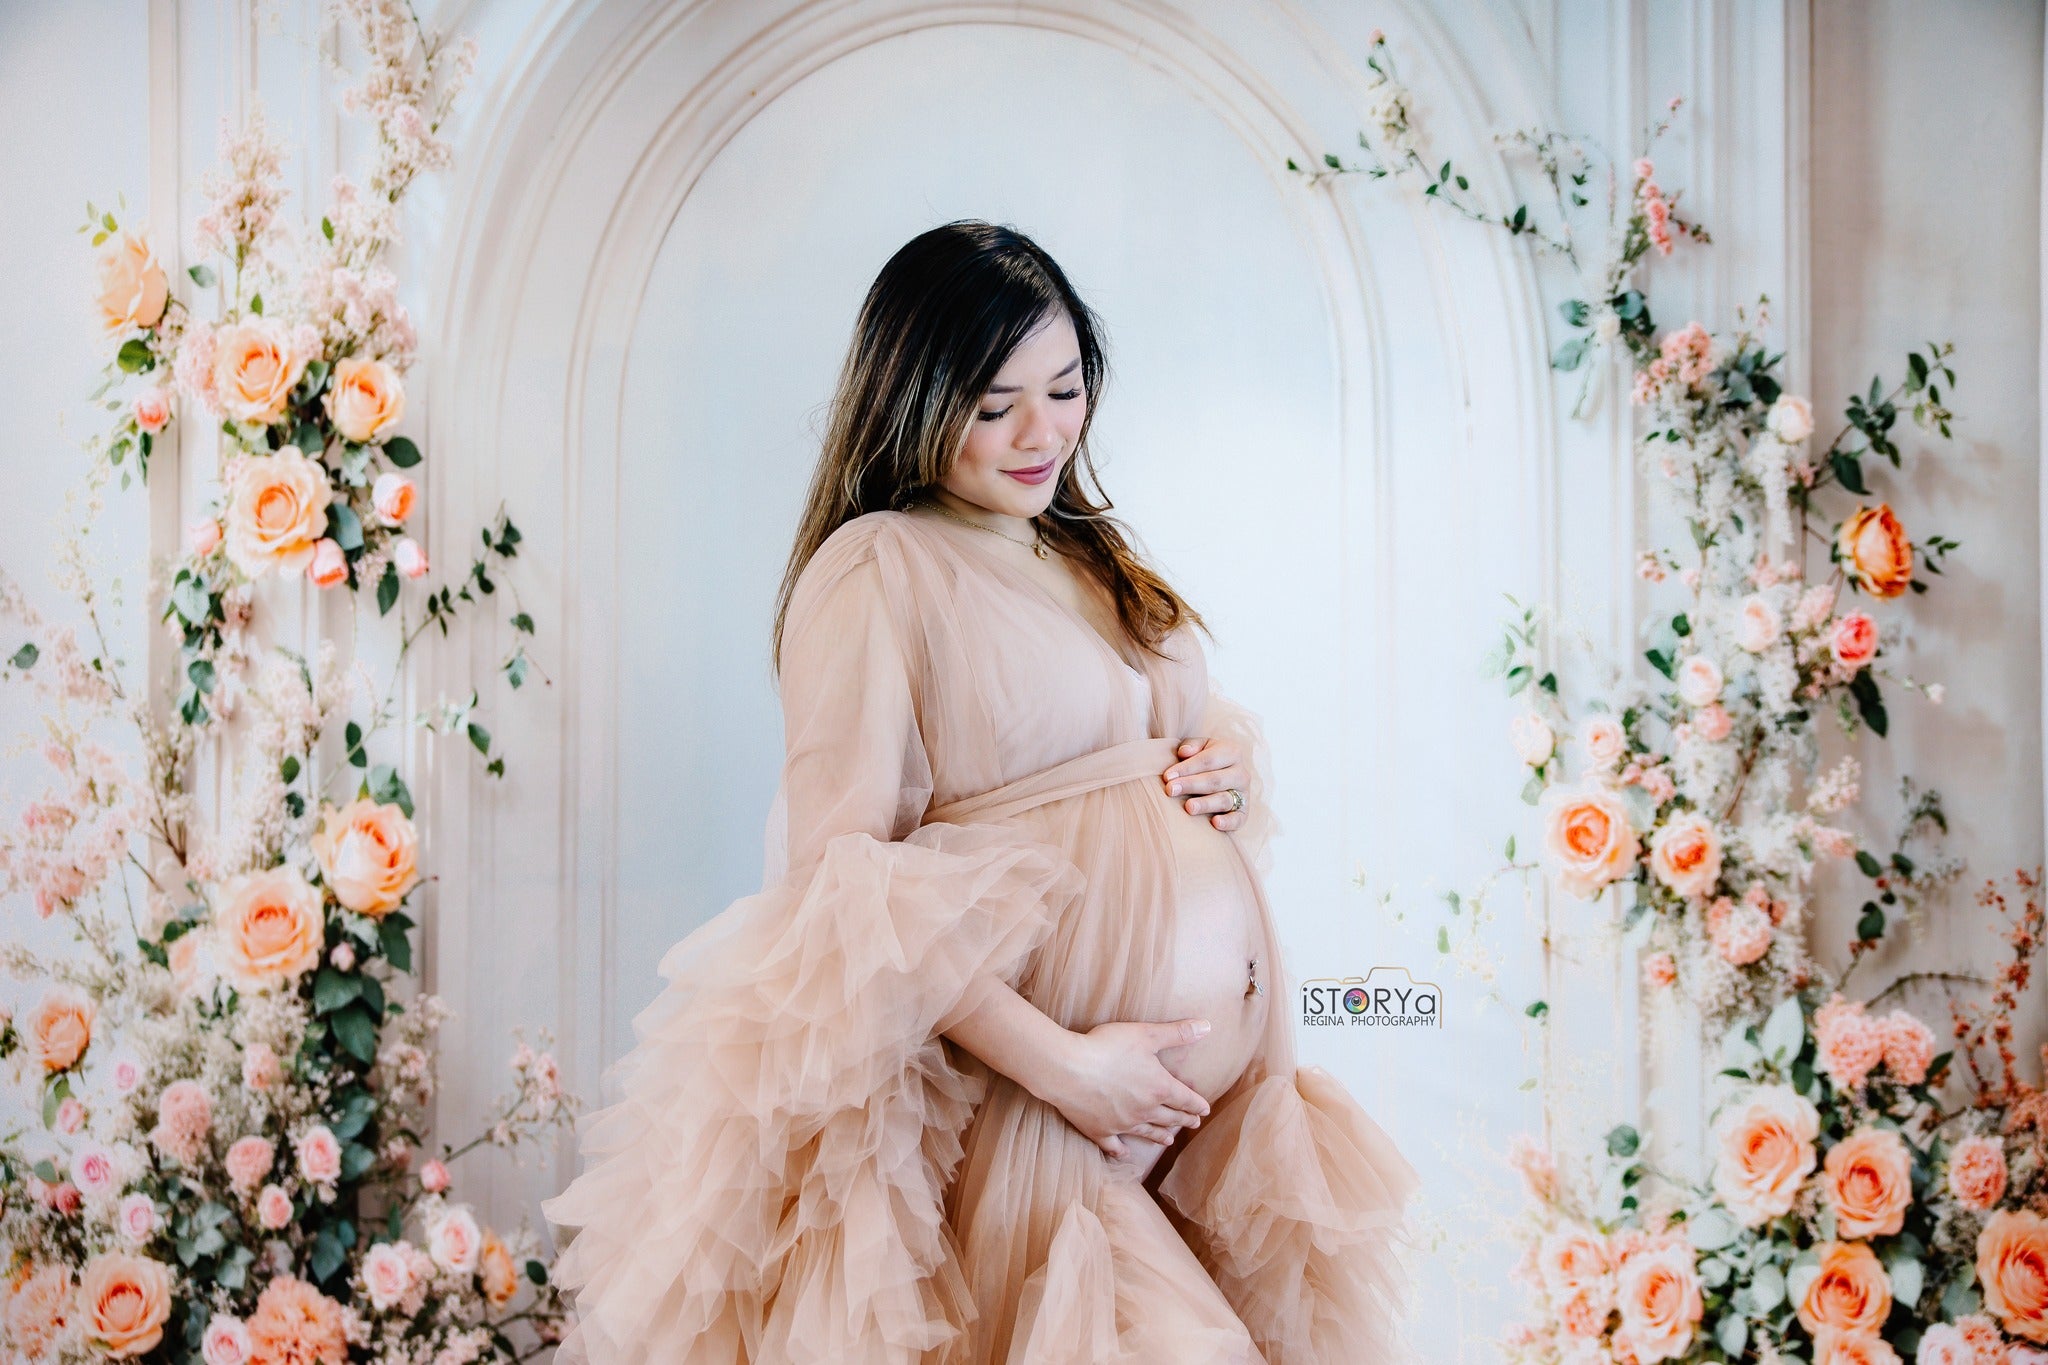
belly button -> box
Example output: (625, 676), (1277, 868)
(1245, 956), (1263, 999)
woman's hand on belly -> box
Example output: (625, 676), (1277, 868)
(1044, 1019), (1214, 1158)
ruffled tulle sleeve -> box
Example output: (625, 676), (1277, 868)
(541, 515), (1088, 1365)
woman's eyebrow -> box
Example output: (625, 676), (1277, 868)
(986, 356), (1082, 394)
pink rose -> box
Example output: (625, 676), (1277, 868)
(1643, 951), (1678, 988)
(1735, 594), (1783, 653)
(226, 1136), (275, 1194)
(201, 1313), (251, 1365)
(133, 387), (172, 434)
(117, 1192), (157, 1243)
(107, 1052), (145, 1094)
(56, 1096), (87, 1133)
(256, 1184), (292, 1230)
(189, 518), (224, 558)
(419, 1159), (450, 1193)
(1676, 655), (1724, 707)
(393, 536), (429, 579)
(372, 472), (416, 524)
(359, 1242), (414, 1311)
(295, 1124), (342, 1184)
(1831, 613), (1879, 671)
(1580, 716), (1627, 769)
(71, 1142), (120, 1199)
(329, 943), (356, 972)
(428, 1205), (481, 1273)
(307, 537), (348, 589)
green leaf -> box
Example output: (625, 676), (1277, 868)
(368, 764), (414, 819)
(116, 338), (154, 373)
(339, 1142), (376, 1181)
(1645, 648), (1674, 680)
(187, 658), (215, 694)
(1855, 850), (1884, 878)
(9, 642), (38, 670)
(327, 502), (364, 553)
(313, 967), (363, 1015)
(330, 1002), (379, 1063)
(310, 1228), (346, 1283)
(1551, 336), (1590, 372)
(248, 292), (264, 315)
(172, 576), (212, 626)
(321, 216), (335, 242)
(1888, 1254), (1924, 1311)
(1686, 1207), (1740, 1251)
(281, 754), (301, 784)
(467, 721), (492, 755)
(526, 1259), (548, 1285)
(1761, 993), (1806, 1066)
(1858, 902), (1886, 940)
(187, 263), (217, 288)
(1716, 1314), (1748, 1357)
(378, 916), (413, 972)
(1605, 1124), (1640, 1158)
(511, 612), (534, 634)
(377, 564), (400, 616)
(1524, 999), (1548, 1019)
(1849, 668), (1889, 736)
(384, 435), (422, 468)
(1830, 450), (1869, 495)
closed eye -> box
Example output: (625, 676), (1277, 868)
(978, 388), (1084, 421)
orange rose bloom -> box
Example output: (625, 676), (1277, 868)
(1811, 1327), (1902, 1365)
(95, 233), (169, 334)
(1542, 784), (1642, 899)
(29, 985), (96, 1072)
(1837, 505), (1913, 599)
(246, 1275), (349, 1365)
(310, 797), (420, 918)
(216, 866), (325, 991)
(478, 1230), (520, 1307)
(224, 449), (332, 579)
(211, 318), (307, 426)
(324, 356), (405, 443)
(78, 1252), (172, 1358)
(1823, 1128), (1913, 1239)
(1977, 1208), (2048, 1344)
(1798, 1241), (1893, 1336)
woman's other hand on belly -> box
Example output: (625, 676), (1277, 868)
(1044, 1019), (1214, 1158)
(1163, 736), (1251, 832)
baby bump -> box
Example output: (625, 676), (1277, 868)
(1140, 778), (1269, 1106)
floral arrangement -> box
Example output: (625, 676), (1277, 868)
(1496, 873), (2045, 1364)
(1297, 28), (2045, 1363)
(0, 4), (578, 1363)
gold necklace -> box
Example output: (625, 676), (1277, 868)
(912, 496), (1050, 559)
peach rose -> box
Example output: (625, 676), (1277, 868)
(29, 984), (96, 1072)
(215, 865), (324, 990)
(393, 537), (429, 579)
(371, 471), (416, 525)
(1838, 505), (1913, 600)
(211, 318), (307, 426)
(1811, 1327), (1900, 1365)
(1768, 394), (1815, 445)
(478, 1230), (520, 1307)
(1642, 950), (1678, 989)
(133, 387), (172, 435)
(201, 1313), (251, 1365)
(96, 233), (169, 334)
(189, 518), (224, 558)
(1693, 702), (1733, 743)
(1538, 1229), (1613, 1298)
(1978, 1208), (2048, 1344)
(325, 356), (405, 444)
(1823, 1128), (1913, 1239)
(1736, 594), (1783, 653)
(1797, 1240), (1893, 1336)
(1541, 784), (1641, 899)
(245, 1275), (348, 1365)
(310, 797), (420, 918)
(1712, 1084), (1820, 1226)
(78, 1251), (173, 1358)
(1613, 1240), (1703, 1363)
(306, 537), (348, 589)
(1580, 716), (1627, 769)
(224, 450), (331, 578)
(5, 1264), (75, 1359)
(1677, 654), (1724, 706)
(1649, 811), (1723, 899)
(1831, 613), (1879, 671)
(429, 1206), (482, 1274)
(1947, 1134), (2009, 1211)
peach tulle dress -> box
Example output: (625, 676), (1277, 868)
(540, 508), (1422, 1363)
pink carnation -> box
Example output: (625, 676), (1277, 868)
(1643, 950), (1678, 989)
(1946, 1135), (2009, 1211)
(150, 1079), (213, 1166)
(1880, 1010), (1936, 1085)
(1706, 896), (1773, 967)
(225, 1136), (275, 1195)
(1814, 994), (1886, 1091)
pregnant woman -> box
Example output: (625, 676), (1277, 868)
(541, 221), (1420, 1363)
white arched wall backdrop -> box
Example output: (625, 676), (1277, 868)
(417, 2), (1803, 1355)
(7, 1), (2042, 1360)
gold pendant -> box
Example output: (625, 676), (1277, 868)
(1032, 541), (1049, 559)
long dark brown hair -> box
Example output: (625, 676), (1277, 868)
(771, 220), (1208, 678)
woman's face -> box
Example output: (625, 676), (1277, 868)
(938, 310), (1088, 520)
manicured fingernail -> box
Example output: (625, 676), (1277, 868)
(1168, 782), (1181, 794)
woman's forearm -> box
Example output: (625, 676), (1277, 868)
(939, 972), (1076, 1104)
